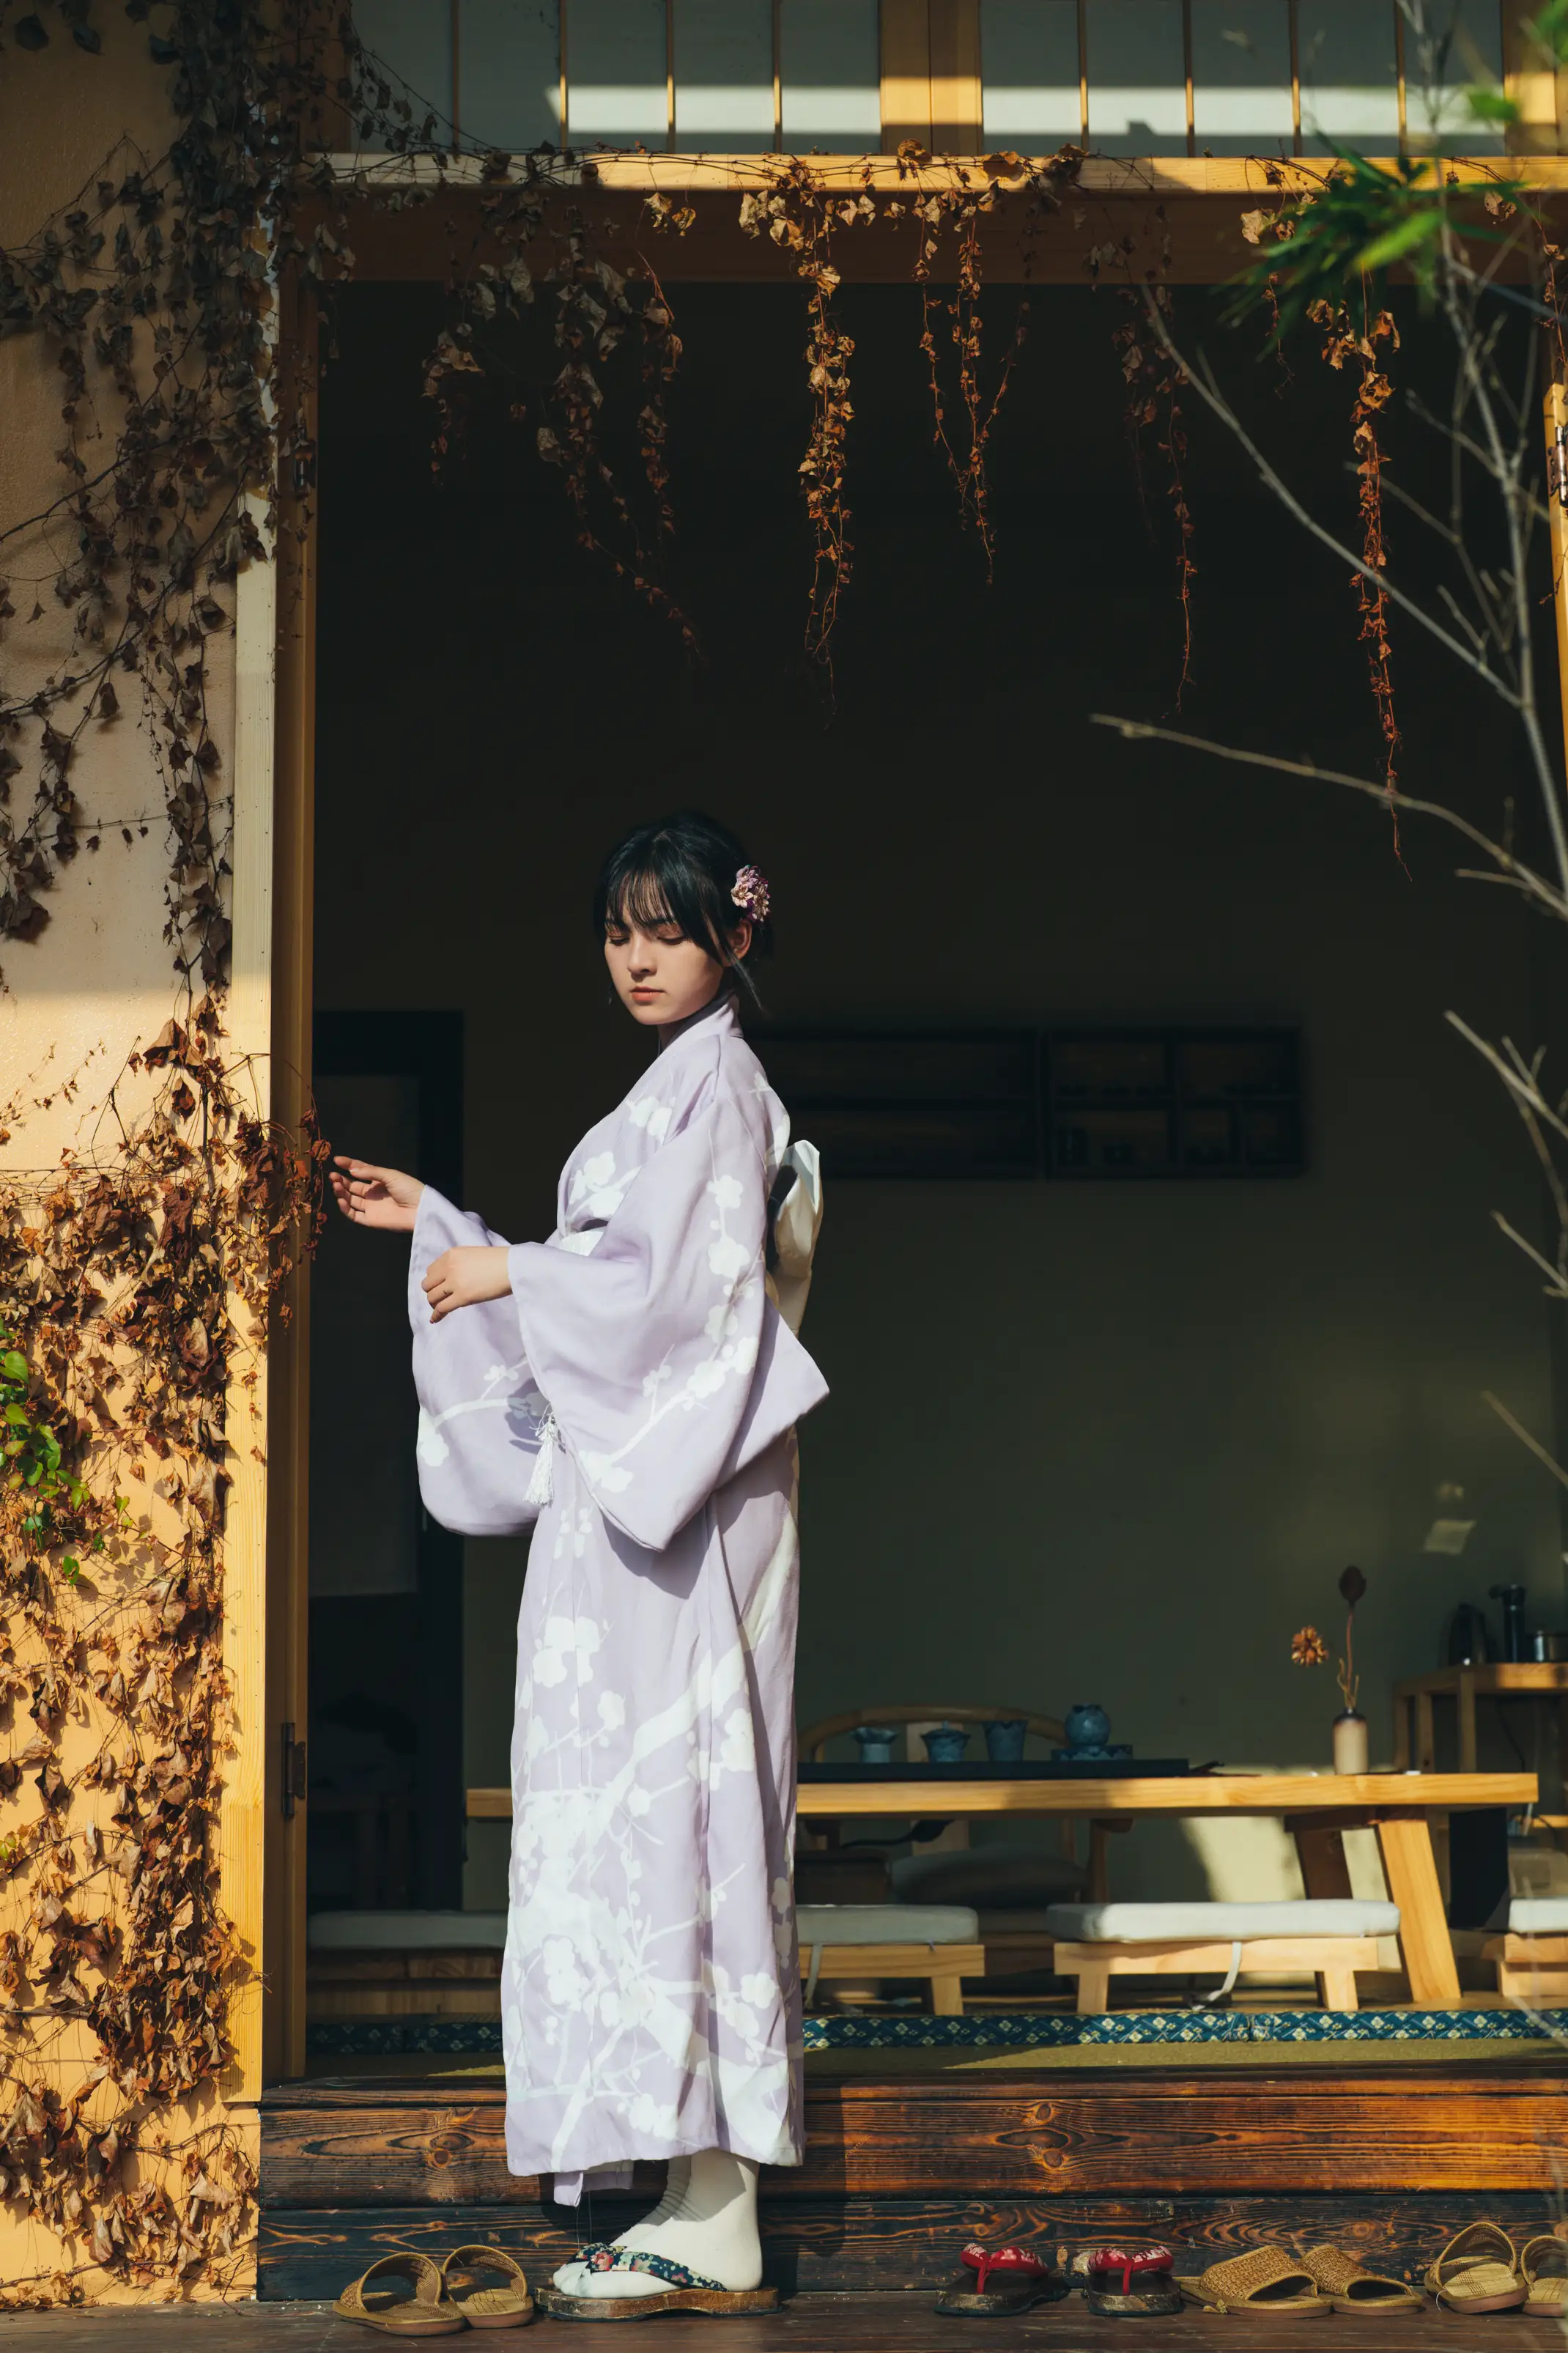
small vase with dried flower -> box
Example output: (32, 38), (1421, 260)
(1291, 1567), (1369, 1773)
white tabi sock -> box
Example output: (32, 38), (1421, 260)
(552, 2151), (762, 2297)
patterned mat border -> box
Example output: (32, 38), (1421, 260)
(306, 2006), (1568, 2057)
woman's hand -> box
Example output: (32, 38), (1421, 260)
(424, 1245), (514, 1323)
(331, 1156), (426, 1234)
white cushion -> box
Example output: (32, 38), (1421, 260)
(891, 1842), (1086, 1908)
(1509, 1899), (1568, 1933)
(795, 1903), (980, 1944)
(308, 1910), (508, 1952)
(1045, 1899), (1399, 1942)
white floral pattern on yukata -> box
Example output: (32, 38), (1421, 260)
(407, 994), (827, 2191)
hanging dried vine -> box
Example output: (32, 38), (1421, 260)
(1311, 290), (1402, 827)
(1112, 278), (1197, 709)
(908, 160), (1031, 580)
(739, 164), (865, 693)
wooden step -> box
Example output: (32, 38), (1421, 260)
(260, 2058), (1568, 2207)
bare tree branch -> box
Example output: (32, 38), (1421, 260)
(1088, 714), (1568, 920)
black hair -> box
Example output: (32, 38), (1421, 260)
(593, 810), (772, 1002)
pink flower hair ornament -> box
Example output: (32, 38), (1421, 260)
(731, 865), (771, 923)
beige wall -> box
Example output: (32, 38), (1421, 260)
(0, 23), (253, 2298)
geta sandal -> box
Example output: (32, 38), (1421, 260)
(440, 2245), (535, 2329)
(1298, 2245), (1421, 2314)
(1180, 2247), (1328, 2314)
(936, 2243), (1066, 2316)
(533, 2243), (780, 2322)
(1424, 2221), (1526, 2314)
(1072, 2243), (1183, 2316)
(333, 2253), (466, 2335)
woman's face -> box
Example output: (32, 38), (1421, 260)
(604, 909), (752, 1028)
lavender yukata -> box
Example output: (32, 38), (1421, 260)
(407, 994), (826, 2198)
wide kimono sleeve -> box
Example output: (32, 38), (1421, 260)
(407, 1186), (552, 1537)
(509, 1083), (829, 1553)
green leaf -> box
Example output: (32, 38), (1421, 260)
(4, 1405), (26, 1426)
(1467, 87), (1520, 123)
(62, 1558), (80, 1583)
(1, 1354), (27, 1382)
(1355, 208), (1443, 273)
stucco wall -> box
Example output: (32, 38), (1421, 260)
(0, 23), (250, 2301)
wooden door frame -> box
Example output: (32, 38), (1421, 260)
(226, 262), (318, 2096)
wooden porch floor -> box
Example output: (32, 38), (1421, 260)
(4, 2297), (1568, 2349)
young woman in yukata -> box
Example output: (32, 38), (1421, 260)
(330, 811), (827, 2319)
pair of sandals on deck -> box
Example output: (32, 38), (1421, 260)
(938, 2221), (1568, 2320)
(336, 2242), (778, 2331)
(1180, 2225), (1567, 2317)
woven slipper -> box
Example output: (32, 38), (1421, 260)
(440, 2245), (535, 2329)
(1424, 2221), (1526, 2313)
(333, 2253), (466, 2335)
(1520, 2235), (1568, 2317)
(1298, 2245), (1422, 2314)
(533, 2244), (780, 2322)
(1180, 2248), (1329, 2315)
(936, 2242), (1068, 2316)
(1072, 2243), (1183, 2317)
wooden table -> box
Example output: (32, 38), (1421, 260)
(466, 1771), (1536, 2006)
(1394, 1662), (1568, 1781)
(793, 1771), (1537, 2007)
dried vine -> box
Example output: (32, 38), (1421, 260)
(1112, 278), (1197, 709)
(0, 1005), (323, 2301)
(1311, 291), (1402, 824)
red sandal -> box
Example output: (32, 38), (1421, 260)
(936, 2243), (1068, 2317)
(1074, 2243), (1183, 2317)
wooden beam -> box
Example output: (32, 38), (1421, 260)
(881, 0), (931, 151)
(929, 0), (983, 152)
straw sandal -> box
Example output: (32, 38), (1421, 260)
(1298, 2245), (1423, 2315)
(533, 2245), (780, 2322)
(1424, 2222), (1526, 2314)
(333, 2253), (466, 2335)
(1180, 2248), (1329, 2315)
(440, 2246), (535, 2329)
(936, 2242), (1067, 2316)
(1520, 2235), (1568, 2317)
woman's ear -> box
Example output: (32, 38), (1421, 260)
(728, 917), (753, 963)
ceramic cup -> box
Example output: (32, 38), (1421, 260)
(922, 1724), (972, 1764)
(852, 1726), (898, 1764)
(984, 1718), (1027, 1762)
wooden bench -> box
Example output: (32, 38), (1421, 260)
(1045, 1899), (1400, 2014)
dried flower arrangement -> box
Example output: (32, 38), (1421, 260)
(1291, 1565), (1367, 1714)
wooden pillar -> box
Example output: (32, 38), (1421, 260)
(1502, 12), (1564, 155)
(1546, 383), (1568, 804)
(265, 268), (319, 2087)
(931, 0), (983, 151)
(881, 0), (932, 150)
(881, 1), (984, 154)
